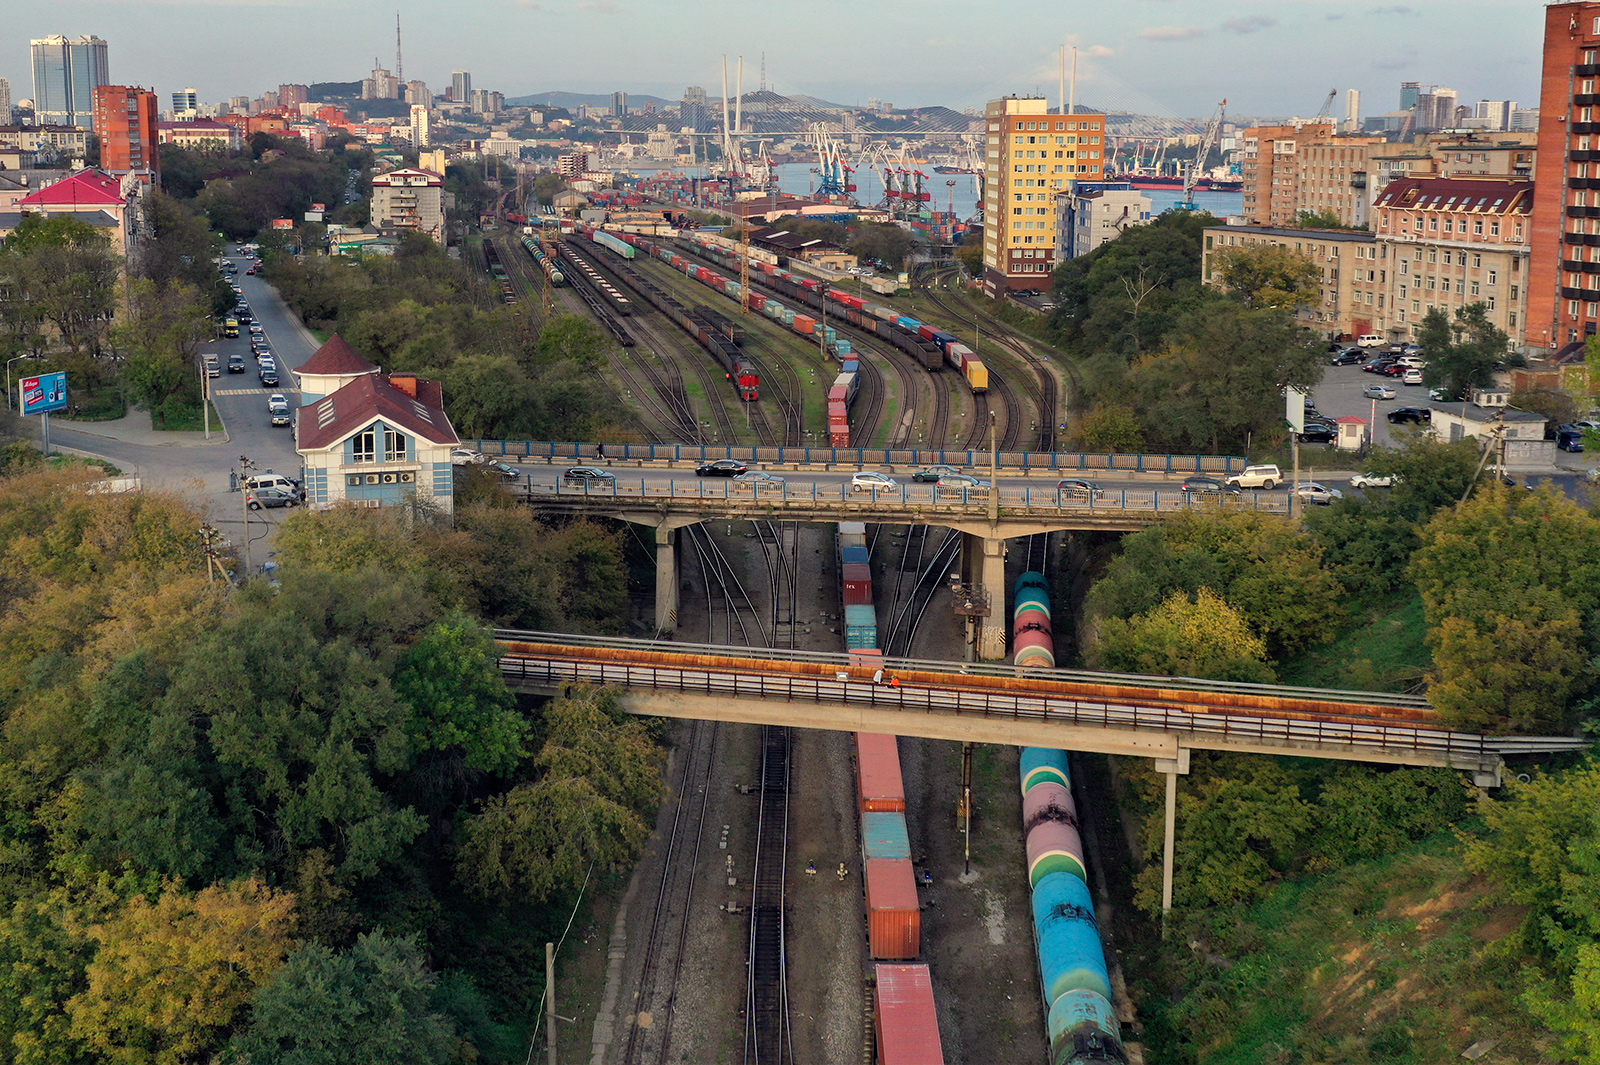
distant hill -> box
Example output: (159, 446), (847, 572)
(508, 91), (676, 110)
(310, 82), (362, 102)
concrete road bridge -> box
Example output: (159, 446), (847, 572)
(495, 632), (1586, 914)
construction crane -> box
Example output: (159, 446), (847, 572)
(1313, 88), (1337, 124)
(1178, 99), (1228, 211)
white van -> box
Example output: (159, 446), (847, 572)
(1356, 334), (1385, 348)
(243, 472), (300, 498)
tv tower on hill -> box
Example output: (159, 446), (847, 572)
(395, 12), (403, 82)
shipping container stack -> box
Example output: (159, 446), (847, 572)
(838, 521), (945, 1065)
(1012, 573), (1127, 1065)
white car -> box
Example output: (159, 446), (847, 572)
(851, 471), (898, 493)
(1349, 472), (1397, 489)
(1402, 369), (1424, 385)
(1362, 384), (1397, 400)
(1296, 482), (1344, 505)
(450, 448), (490, 466)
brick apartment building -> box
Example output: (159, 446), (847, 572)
(92, 85), (159, 177)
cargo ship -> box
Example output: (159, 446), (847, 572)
(1113, 172), (1243, 192)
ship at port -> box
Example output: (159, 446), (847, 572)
(1114, 172), (1242, 192)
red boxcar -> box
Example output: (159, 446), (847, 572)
(855, 733), (905, 812)
(874, 964), (945, 1065)
(865, 858), (920, 959)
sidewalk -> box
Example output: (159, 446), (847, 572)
(52, 407), (229, 449)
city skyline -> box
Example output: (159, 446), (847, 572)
(6, 0), (1544, 122)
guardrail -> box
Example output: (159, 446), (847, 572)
(497, 655), (1489, 761)
(524, 476), (1293, 514)
(467, 440), (1249, 475)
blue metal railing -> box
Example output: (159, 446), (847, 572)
(466, 440), (1248, 475)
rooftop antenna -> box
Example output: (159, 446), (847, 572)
(1069, 46), (1077, 117)
(1059, 44), (1065, 116)
(760, 52), (766, 93)
(395, 12), (403, 82)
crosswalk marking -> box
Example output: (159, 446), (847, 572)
(214, 388), (301, 396)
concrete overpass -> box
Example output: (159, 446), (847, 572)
(495, 632), (1586, 915)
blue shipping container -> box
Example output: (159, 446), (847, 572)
(841, 545), (870, 565)
(861, 812), (911, 861)
(845, 603), (878, 649)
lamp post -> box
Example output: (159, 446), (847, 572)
(239, 454), (259, 574)
(988, 409), (999, 522)
(5, 353), (35, 411)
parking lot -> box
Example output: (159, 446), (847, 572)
(1308, 359), (1436, 453)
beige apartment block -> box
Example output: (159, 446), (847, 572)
(1240, 120), (1335, 226)
(1202, 224), (1377, 336)
(982, 96), (1109, 296)
(370, 167), (446, 243)
(1294, 137), (1387, 227)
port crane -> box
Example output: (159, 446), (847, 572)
(1178, 99), (1228, 210)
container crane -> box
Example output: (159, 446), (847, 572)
(1178, 99), (1228, 210)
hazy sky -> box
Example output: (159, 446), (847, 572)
(6, 0), (1547, 121)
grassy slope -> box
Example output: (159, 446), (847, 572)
(1154, 833), (1553, 1065)
(1276, 589), (1430, 694)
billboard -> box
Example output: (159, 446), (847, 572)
(271, 218), (295, 230)
(20, 372), (67, 416)
(311, 202), (326, 212)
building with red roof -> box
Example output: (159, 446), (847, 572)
(11, 168), (144, 257)
(292, 334), (460, 512)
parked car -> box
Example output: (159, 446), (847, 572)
(851, 471), (898, 492)
(245, 486), (298, 510)
(258, 367), (279, 387)
(1180, 475), (1237, 495)
(1330, 348), (1365, 366)
(1362, 384), (1398, 400)
(1556, 427), (1586, 452)
(1362, 358), (1396, 373)
(1349, 472), (1397, 489)
(1402, 368), (1425, 385)
(267, 394), (291, 427)
(1299, 423), (1338, 444)
(911, 464), (961, 483)
(450, 448), (490, 466)
(695, 458), (748, 477)
(1226, 464), (1282, 490)
(1296, 482), (1343, 505)
(1388, 406), (1431, 424)
(243, 473), (301, 498)
(732, 470), (787, 490)
(562, 466), (616, 488)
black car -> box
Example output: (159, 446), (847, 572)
(1330, 348), (1365, 366)
(1362, 359), (1397, 373)
(227, 354), (245, 373)
(1303, 409), (1337, 428)
(1180, 475), (1238, 495)
(1387, 407), (1431, 424)
(259, 368), (279, 386)
(1299, 423), (1338, 443)
(562, 466), (616, 488)
(695, 458), (748, 477)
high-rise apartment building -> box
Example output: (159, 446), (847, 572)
(405, 80), (430, 107)
(1529, 3), (1600, 351)
(0, 79), (11, 125)
(370, 168), (445, 242)
(1239, 120), (1336, 226)
(171, 87), (198, 117)
(981, 97), (1108, 295)
(362, 67), (399, 101)
(1294, 137), (1387, 227)
(612, 91), (628, 118)
(93, 84), (159, 175)
(1475, 100), (1518, 130)
(1344, 89), (1361, 134)
(451, 71), (471, 104)
(31, 35), (109, 127)
(409, 104), (430, 148)
(681, 86), (708, 132)
(278, 84), (308, 108)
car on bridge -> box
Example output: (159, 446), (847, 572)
(1180, 475), (1238, 496)
(732, 470), (787, 491)
(912, 464), (961, 483)
(936, 474), (991, 494)
(696, 458), (748, 477)
(563, 466), (616, 489)
(1296, 481), (1343, 505)
(1056, 478), (1101, 498)
(851, 471), (898, 493)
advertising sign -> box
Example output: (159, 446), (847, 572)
(304, 211), (324, 223)
(271, 218), (295, 230)
(311, 203), (326, 212)
(19, 372), (67, 416)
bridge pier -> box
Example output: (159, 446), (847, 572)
(978, 535), (1008, 661)
(655, 526), (679, 633)
(1154, 747), (1191, 936)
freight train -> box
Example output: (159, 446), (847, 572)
(586, 239), (759, 401)
(479, 240), (518, 305)
(517, 234), (566, 286)
(1013, 574), (1128, 1065)
(674, 232), (989, 394)
(837, 519), (946, 1064)
(553, 240), (634, 316)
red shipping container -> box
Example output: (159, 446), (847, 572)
(873, 964), (945, 1065)
(828, 385), (849, 403)
(917, 324), (938, 342)
(844, 584), (873, 607)
(831, 432), (851, 447)
(793, 314), (817, 334)
(856, 733), (905, 812)
(865, 858), (920, 959)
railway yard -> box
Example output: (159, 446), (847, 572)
(478, 223), (1132, 1064)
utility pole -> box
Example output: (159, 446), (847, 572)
(239, 454), (258, 575)
(988, 409), (999, 522)
(200, 354), (211, 440)
(546, 942), (557, 1065)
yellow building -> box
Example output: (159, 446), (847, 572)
(982, 96), (1108, 296)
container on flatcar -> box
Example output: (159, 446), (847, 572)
(842, 563), (873, 605)
(840, 544), (870, 566)
(845, 603), (878, 650)
(873, 964), (946, 1065)
(855, 733), (906, 812)
(865, 857), (921, 959)
(861, 811), (912, 861)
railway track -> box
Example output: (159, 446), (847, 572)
(619, 715), (720, 1065)
(744, 723), (793, 1065)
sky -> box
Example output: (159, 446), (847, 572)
(5, 0), (1550, 122)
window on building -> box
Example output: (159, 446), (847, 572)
(1412, 301), (1420, 313)
(1473, 254), (1482, 268)
(1490, 220), (1500, 236)
(1487, 295), (1496, 312)
(1443, 219), (1453, 232)
(1430, 218), (1439, 231)
(1509, 311), (1517, 327)
(353, 429), (376, 463)
(1488, 270), (1497, 285)
(1474, 219), (1484, 235)
(1428, 249), (1437, 263)
(1471, 281), (1481, 297)
(1511, 285), (1519, 299)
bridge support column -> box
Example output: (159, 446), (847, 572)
(655, 526), (679, 634)
(1154, 748), (1191, 938)
(978, 536), (1007, 661)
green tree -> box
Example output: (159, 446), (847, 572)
(392, 612), (525, 775)
(226, 933), (458, 1065)
(1292, 208), (1357, 230)
(532, 174), (568, 206)
(1074, 403), (1143, 452)
(1213, 243), (1322, 311)
(113, 278), (212, 411)
(1418, 303), (1517, 401)
(67, 879), (297, 1065)
(1409, 484), (1600, 732)
(0, 221), (120, 358)
(1095, 588), (1274, 682)
(849, 223), (915, 270)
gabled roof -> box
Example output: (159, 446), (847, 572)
(297, 334), (379, 377)
(16, 169), (123, 208)
(296, 373), (458, 452)
(1373, 176), (1533, 214)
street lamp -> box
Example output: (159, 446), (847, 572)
(5, 353), (37, 411)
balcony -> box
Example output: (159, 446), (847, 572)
(1578, 63), (1600, 76)
(1562, 286), (1600, 300)
(1575, 123), (1600, 135)
(1572, 151), (1600, 163)
(1568, 205), (1600, 218)
(1576, 94), (1600, 107)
